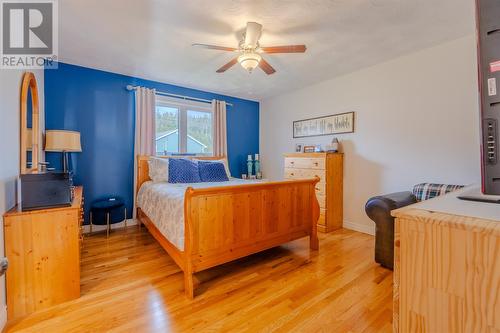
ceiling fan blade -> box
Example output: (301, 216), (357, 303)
(192, 43), (238, 52)
(216, 57), (239, 73)
(259, 58), (276, 75)
(261, 45), (307, 54)
(244, 22), (263, 48)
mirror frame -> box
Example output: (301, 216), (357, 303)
(20, 72), (40, 174)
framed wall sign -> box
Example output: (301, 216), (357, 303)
(293, 112), (355, 138)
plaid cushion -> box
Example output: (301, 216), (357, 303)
(412, 183), (464, 202)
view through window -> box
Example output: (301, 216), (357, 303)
(155, 97), (213, 156)
(187, 110), (213, 154)
(156, 106), (179, 154)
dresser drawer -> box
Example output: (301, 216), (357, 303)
(285, 157), (325, 170)
(284, 168), (326, 182)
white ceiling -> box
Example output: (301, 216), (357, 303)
(59, 0), (476, 101)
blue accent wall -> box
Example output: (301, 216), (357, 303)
(44, 62), (259, 223)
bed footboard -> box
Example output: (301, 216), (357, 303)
(183, 178), (320, 298)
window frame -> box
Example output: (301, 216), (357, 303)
(155, 95), (213, 156)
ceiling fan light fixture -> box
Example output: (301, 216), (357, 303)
(193, 21), (306, 75)
(238, 52), (261, 72)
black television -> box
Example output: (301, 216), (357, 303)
(476, 0), (500, 195)
(20, 172), (73, 211)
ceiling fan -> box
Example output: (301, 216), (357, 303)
(192, 22), (306, 75)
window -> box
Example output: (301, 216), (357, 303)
(155, 106), (179, 154)
(187, 110), (213, 154)
(155, 96), (213, 156)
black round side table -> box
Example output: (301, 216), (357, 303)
(90, 197), (126, 238)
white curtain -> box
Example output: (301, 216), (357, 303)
(133, 87), (156, 216)
(212, 99), (227, 156)
(134, 87), (156, 155)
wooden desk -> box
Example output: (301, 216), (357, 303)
(3, 186), (83, 320)
(392, 187), (500, 332)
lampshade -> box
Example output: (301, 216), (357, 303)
(45, 130), (82, 152)
(238, 52), (261, 72)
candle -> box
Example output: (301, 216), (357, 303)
(255, 153), (259, 160)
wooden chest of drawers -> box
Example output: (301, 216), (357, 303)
(284, 153), (343, 232)
(3, 186), (83, 320)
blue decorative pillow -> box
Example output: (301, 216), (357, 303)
(198, 161), (229, 182)
(168, 158), (201, 183)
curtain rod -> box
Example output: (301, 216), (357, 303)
(125, 85), (233, 107)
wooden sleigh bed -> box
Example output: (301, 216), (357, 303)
(136, 155), (320, 298)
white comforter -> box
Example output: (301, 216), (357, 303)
(137, 179), (265, 251)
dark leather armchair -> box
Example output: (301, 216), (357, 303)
(365, 192), (417, 270)
(365, 183), (464, 270)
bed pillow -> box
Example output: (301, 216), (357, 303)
(168, 158), (201, 183)
(194, 158), (231, 177)
(198, 161), (229, 182)
(148, 157), (169, 182)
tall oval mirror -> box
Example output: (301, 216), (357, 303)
(20, 72), (39, 174)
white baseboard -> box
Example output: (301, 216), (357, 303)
(343, 220), (375, 236)
(84, 218), (375, 236)
(83, 219), (376, 235)
(0, 304), (7, 331)
(83, 219), (137, 234)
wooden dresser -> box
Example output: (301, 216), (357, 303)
(392, 187), (500, 332)
(284, 153), (343, 232)
(3, 186), (84, 320)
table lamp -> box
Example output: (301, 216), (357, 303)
(45, 130), (82, 173)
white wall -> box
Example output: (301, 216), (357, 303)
(0, 69), (44, 328)
(260, 35), (480, 235)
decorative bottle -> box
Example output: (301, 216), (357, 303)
(254, 154), (260, 178)
(331, 138), (339, 152)
(247, 155), (253, 177)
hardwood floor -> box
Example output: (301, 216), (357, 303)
(5, 226), (393, 332)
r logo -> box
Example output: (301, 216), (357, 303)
(2, 2), (53, 54)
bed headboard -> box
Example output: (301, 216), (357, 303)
(136, 155), (227, 194)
